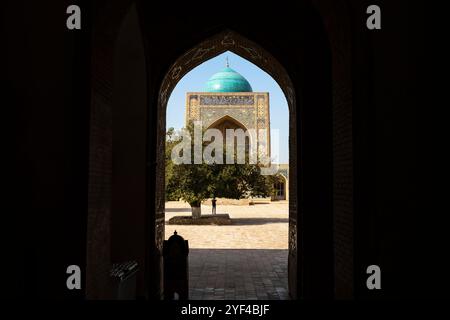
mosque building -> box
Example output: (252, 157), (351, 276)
(185, 60), (288, 200)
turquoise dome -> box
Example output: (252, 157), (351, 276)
(204, 67), (253, 92)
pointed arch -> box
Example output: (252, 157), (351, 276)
(158, 30), (296, 112)
(155, 30), (299, 299)
(206, 114), (248, 131)
(86, 0), (354, 300)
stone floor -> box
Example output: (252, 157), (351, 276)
(165, 201), (290, 300)
(189, 249), (289, 300)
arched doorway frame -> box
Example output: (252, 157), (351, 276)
(273, 173), (289, 201)
(155, 30), (299, 299)
(86, 0), (355, 300)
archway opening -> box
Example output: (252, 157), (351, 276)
(87, 1), (343, 301)
(272, 173), (288, 201)
(163, 49), (292, 300)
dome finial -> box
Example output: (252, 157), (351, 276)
(226, 56), (229, 68)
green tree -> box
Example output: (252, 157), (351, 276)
(165, 127), (178, 201)
(165, 125), (276, 218)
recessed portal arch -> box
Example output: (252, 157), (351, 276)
(207, 114), (248, 132)
(273, 173), (288, 201)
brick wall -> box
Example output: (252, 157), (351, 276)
(86, 32), (114, 299)
(86, 0), (134, 299)
(313, 0), (354, 298)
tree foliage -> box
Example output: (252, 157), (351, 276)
(165, 126), (278, 215)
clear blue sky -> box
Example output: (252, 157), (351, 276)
(166, 51), (289, 163)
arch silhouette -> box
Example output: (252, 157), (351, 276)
(86, 0), (354, 300)
(273, 174), (288, 201)
(158, 30), (296, 111)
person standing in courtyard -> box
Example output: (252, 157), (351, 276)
(212, 197), (217, 215)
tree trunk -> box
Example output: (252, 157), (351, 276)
(191, 206), (201, 219)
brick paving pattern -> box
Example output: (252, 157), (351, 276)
(165, 201), (289, 300)
(189, 249), (289, 300)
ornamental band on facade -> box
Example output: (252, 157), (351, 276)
(199, 95), (255, 105)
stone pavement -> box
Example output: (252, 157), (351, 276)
(165, 201), (289, 249)
(189, 249), (289, 300)
(165, 201), (290, 300)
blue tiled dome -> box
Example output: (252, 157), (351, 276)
(204, 67), (253, 92)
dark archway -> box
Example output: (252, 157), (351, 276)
(87, 0), (353, 300)
(273, 174), (288, 201)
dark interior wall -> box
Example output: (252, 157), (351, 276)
(371, 1), (418, 298)
(297, 4), (334, 299)
(5, 0), (91, 298)
(85, 0), (135, 299)
(351, 0), (421, 298)
(111, 4), (147, 297)
(312, 0), (355, 299)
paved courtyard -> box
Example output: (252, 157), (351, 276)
(165, 201), (289, 300)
